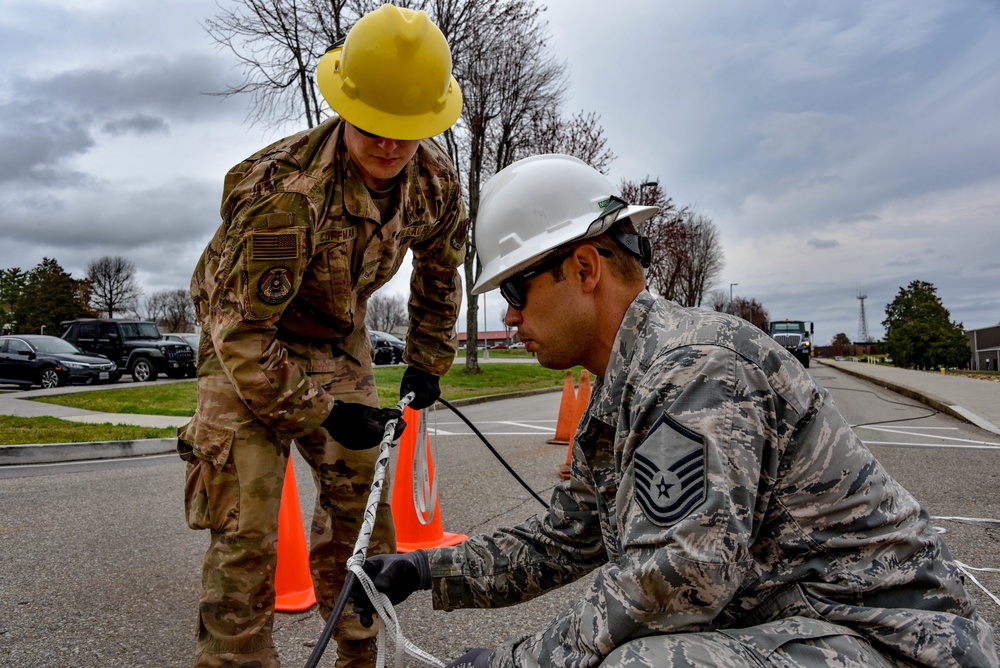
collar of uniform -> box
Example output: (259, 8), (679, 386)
(589, 290), (659, 425)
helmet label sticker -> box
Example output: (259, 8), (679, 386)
(633, 413), (706, 527)
(258, 267), (293, 305)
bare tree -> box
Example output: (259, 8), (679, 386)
(440, 0), (573, 371)
(521, 109), (615, 173)
(204, 0), (332, 128)
(708, 289), (730, 313)
(365, 292), (407, 332)
(676, 214), (724, 307)
(144, 289), (196, 332)
(730, 296), (768, 330)
(623, 180), (724, 308)
(87, 256), (142, 319)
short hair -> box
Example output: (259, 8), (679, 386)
(551, 218), (645, 285)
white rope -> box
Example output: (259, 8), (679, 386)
(344, 393), (444, 667)
(954, 561), (1000, 609)
(412, 406), (438, 525)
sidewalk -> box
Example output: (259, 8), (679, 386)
(817, 359), (1000, 436)
(2, 361), (999, 465)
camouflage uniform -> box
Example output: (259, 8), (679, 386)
(428, 291), (997, 667)
(178, 116), (466, 667)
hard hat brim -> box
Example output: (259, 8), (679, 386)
(317, 47), (463, 141)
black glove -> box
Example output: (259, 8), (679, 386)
(322, 401), (405, 450)
(349, 550), (431, 627)
(400, 366), (441, 410)
(445, 648), (491, 668)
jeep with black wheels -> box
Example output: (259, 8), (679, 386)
(59, 318), (196, 382)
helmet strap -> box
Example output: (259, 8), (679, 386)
(606, 226), (652, 268)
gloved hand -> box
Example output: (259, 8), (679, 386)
(444, 648), (491, 668)
(349, 550), (431, 627)
(322, 401), (405, 450)
(400, 366), (441, 410)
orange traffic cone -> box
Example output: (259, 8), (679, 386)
(392, 405), (468, 552)
(547, 371), (577, 445)
(274, 458), (317, 612)
(558, 370), (591, 480)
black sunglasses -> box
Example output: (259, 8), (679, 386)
(499, 248), (612, 310)
(353, 124), (383, 139)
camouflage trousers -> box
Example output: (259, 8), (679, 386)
(599, 617), (909, 667)
(177, 338), (395, 668)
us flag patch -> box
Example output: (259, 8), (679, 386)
(250, 232), (299, 260)
(633, 414), (706, 526)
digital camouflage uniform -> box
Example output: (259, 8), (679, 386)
(178, 116), (466, 667)
(428, 291), (997, 668)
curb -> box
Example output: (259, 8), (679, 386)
(817, 360), (1000, 436)
(0, 438), (178, 466)
(0, 387), (565, 466)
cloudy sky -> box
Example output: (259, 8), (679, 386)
(1, 0), (998, 343)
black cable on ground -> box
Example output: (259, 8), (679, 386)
(438, 397), (549, 509)
(304, 396), (549, 666)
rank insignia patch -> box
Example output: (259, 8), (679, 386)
(258, 267), (293, 305)
(633, 413), (706, 526)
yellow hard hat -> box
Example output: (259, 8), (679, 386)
(316, 4), (463, 140)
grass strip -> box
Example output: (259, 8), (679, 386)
(0, 415), (177, 446)
(10, 363), (579, 446)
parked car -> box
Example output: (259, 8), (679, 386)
(59, 318), (196, 382)
(371, 330), (405, 365)
(0, 334), (117, 389)
(162, 332), (201, 367)
(509, 342), (525, 349)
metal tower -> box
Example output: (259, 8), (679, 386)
(857, 289), (870, 342)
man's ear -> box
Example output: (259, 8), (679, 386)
(570, 245), (602, 295)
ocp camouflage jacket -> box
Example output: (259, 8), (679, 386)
(428, 291), (996, 667)
(190, 116), (466, 437)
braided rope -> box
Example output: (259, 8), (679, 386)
(344, 393), (444, 667)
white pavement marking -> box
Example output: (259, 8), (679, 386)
(496, 421), (556, 432)
(862, 441), (1000, 450)
(859, 425), (1000, 447)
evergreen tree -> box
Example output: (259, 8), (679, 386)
(19, 258), (90, 335)
(0, 267), (28, 333)
(882, 280), (969, 369)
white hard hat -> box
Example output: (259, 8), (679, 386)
(472, 154), (658, 295)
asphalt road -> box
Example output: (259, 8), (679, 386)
(1, 366), (998, 667)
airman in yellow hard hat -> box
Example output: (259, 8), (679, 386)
(181, 5), (467, 667)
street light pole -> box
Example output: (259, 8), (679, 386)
(730, 283), (738, 302)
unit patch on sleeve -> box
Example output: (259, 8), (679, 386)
(258, 267), (293, 305)
(633, 413), (706, 527)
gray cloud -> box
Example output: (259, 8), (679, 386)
(101, 114), (169, 137)
(807, 238), (839, 249)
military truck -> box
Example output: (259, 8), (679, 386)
(765, 320), (814, 368)
(60, 318), (196, 382)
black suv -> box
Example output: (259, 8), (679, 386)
(60, 319), (196, 382)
